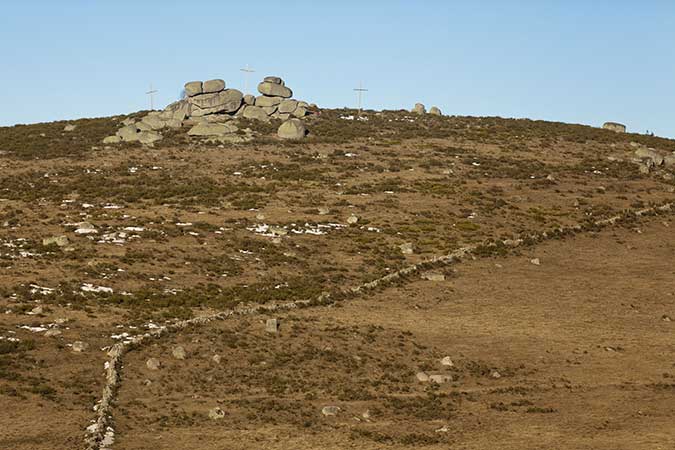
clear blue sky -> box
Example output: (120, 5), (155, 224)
(1, 1), (673, 137)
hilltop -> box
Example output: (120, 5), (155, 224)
(0, 109), (674, 450)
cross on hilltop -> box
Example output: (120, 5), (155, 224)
(353, 82), (368, 115)
(145, 83), (158, 110)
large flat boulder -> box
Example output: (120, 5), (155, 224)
(117, 124), (139, 141)
(189, 89), (243, 116)
(242, 105), (271, 122)
(255, 96), (283, 107)
(203, 79), (225, 93)
(278, 99), (298, 114)
(184, 81), (203, 97)
(188, 122), (238, 136)
(161, 100), (190, 121)
(263, 76), (284, 85)
(277, 118), (307, 139)
(258, 82), (292, 98)
(138, 131), (163, 145)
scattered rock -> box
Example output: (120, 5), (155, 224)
(72, 341), (89, 353)
(429, 106), (442, 116)
(146, 358), (161, 370)
(29, 306), (44, 315)
(440, 356), (454, 367)
(44, 329), (62, 337)
(74, 222), (97, 234)
(43, 235), (70, 247)
(172, 345), (187, 360)
(64, 124), (77, 132)
(208, 407), (225, 420)
(491, 370), (502, 379)
(317, 207), (330, 215)
(347, 214), (359, 225)
(530, 258), (541, 266)
(415, 371), (430, 382)
(265, 318), (280, 333)
(212, 354), (222, 364)
(412, 103), (426, 114)
(102, 135), (122, 144)
(399, 242), (414, 255)
(321, 405), (340, 417)
(137, 131), (162, 145)
(277, 118), (307, 139)
(429, 373), (453, 384)
(421, 271), (445, 281)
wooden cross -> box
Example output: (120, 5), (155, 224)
(240, 64), (255, 94)
(353, 82), (368, 115)
(145, 83), (158, 110)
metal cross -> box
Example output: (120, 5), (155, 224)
(353, 82), (368, 115)
(240, 64), (256, 94)
(145, 83), (158, 110)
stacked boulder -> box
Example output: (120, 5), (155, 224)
(103, 76), (313, 144)
(241, 76), (311, 123)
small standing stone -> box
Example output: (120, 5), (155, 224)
(172, 345), (187, 360)
(429, 373), (453, 384)
(421, 271), (445, 281)
(440, 356), (454, 367)
(321, 405), (340, 417)
(416, 371), (430, 382)
(209, 407), (225, 420)
(72, 341), (89, 353)
(146, 358), (161, 370)
(265, 318), (280, 333)
(399, 242), (414, 255)
(412, 103), (426, 114)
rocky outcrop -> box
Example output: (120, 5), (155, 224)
(429, 106), (442, 116)
(103, 75), (314, 144)
(603, 122), (626, 133)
